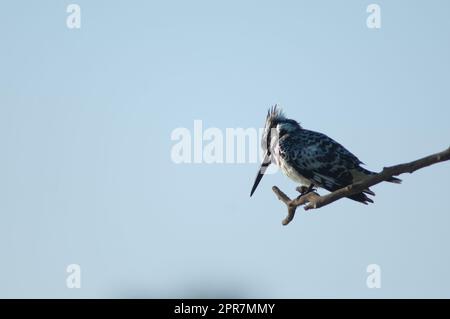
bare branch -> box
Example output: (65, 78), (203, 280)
(273, 147), (450, 225)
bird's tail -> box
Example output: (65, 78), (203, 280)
(348, 192), (374, 205)
(347, 167), (402, 204)
(386, 176), (402, 184)
(357, 167), (402, 184)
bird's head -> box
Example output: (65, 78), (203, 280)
(261, 105), (301, 153)
(250, 105), (302, 197)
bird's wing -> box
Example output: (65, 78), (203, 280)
(279, 129), (364, 191)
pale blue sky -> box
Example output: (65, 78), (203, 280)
(0, 1), (449, 298)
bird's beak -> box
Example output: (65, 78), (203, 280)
(250, 152), (271, 197)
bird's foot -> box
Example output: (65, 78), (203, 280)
(296, 184), (317, 196)
(295, 184), (319, 210)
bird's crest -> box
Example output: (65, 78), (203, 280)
(266, 104), (286, 124)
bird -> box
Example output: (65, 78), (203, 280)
(250, 105), (401, 204)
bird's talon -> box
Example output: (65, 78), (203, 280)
(296, 184), (316, 196)
(296, 186), (309, 194)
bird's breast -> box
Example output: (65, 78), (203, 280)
(272, 148), (312, 187)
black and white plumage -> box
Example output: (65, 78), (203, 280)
(250, 106), (401, 204)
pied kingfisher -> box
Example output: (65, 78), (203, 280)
(250, 106), (401, 204)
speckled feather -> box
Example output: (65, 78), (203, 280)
(268, 106), (402, 203)
(251, 106), (401, 203)
(279, 130), (363, 186)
